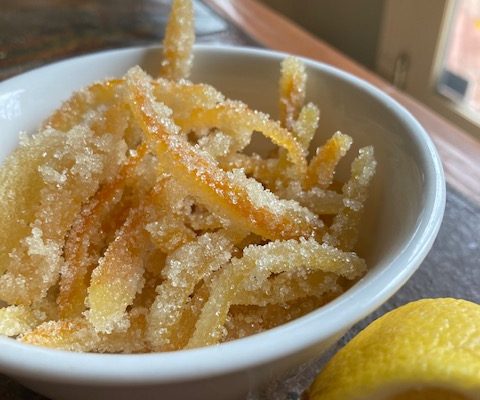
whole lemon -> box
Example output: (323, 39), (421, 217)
(308, 298), (480, 400)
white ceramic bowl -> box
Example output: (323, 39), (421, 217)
(0, 45), (445, 400)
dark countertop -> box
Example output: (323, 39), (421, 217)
(1, 1), (479, 399)
(0, 0), (255, 81)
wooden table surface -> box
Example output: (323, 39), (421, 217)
(1, 1), (479, 399)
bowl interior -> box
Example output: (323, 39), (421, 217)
(0, 45), (445, 382)
(189, 48), (429, 269)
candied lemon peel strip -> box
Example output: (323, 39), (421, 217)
(125, 66), (320, 241)
(279, 56), (307, 131)
(0, 305), (41, 337)
(292, 102), (320, 152)
(304, 131), (353, 190)
(175, 102), (308, 175)
(86, 200), (154, 334)
(58, 143), (148, 319)
(0, 126), (127, 305)
(160, 0), (195, 80)
(324, 146), (377, 251)
(147, 231), (235, 351)
(0, 0), (377, 353)
(188, 237), (366, 348)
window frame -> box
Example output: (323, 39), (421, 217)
(376, 0), (480, 139)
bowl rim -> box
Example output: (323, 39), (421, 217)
(0, 44), (446, 385)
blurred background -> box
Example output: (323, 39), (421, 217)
(1, 0), (479, 139)
(260, 0), (480, 140)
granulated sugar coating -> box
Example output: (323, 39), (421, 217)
(0, 0), (376, 353)
(292, 102), (320, 151)
(279, 57), (307, 131)
(159, 0), (194, 81)
(323, 146), (377, 251)
(0, 125), (127, 306)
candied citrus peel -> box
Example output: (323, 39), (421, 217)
(304, 131), (353, 190)
(175, 102), (308, 175)
(126, 66), (320, 241)
(44, 79), (123, 132)
(58, 143), (148, 319)
(279, 56), (307, 130)
(0, 0), (377, 354)
(160, 0), (195, 80)
(188, 237), (366, 348)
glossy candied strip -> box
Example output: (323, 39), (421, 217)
(145, 178), (197, 254)
(58, 144), (147, 319)
(185, 204), (225, 232)
(176, 101), (307, 174)
(46, 77), (223, 136)
(0, 126), (127, 306)
(95, 307), (149, 353)
(147, 231), (234, 351)
(44, 79), (142, 149)
(126, 66), (320, 241)
(188, 237), (366, 348)
(160, 0), (195, 80)
(238, 237), (366, 285)
(232, 271), (342, 307)
(146, 215), (196, 254)
(279, 56), (307, 130)
(162, 231), (236, 287)
(225, 296), (328, 341)
(0, 305), (40, 337)
(304, 131), (353, 190)
(86, 199), (156, 334)
(20, 308), (149, 353)
(167, 283), (209, 350)
(0, 131), (63, 277)
(147, 282), (209, 351)
(131, 247), (167, 312)
(153, 79), (225, 118)
(276, 181), (343, 215)
(20, 318), (99, 352)
(273, 57), (309, 182)
(324, 146), (377, 251)
(44, 79), (122, 132)
(197, 130), (236, 162)
(293, 102), (320, 152)
(220, 153), (279, 189)
(186, 261), (247, 348)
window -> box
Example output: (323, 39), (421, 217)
(437, 0), (480, 119)
(376, 0), (480, 138)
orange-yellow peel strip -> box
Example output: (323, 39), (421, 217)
(232, 271), (341, 307)
(279, 56), (307, 130)
(324, 146), (377, 251)
(304, 131), (353, 190)
(160, 0), (195, 80)
(176, 101), (307, 174)
(188, 237), (366, 348)
(147, 231), (234, 351)
(20, 309), (149, 353)
(44, 79), (122, 132)
(293, 102), (320, 152)
(86, 200), (153, 333)
(125, 66), (319, 241)
(0, 305), (40, 337)
(58, 143), (147, 319)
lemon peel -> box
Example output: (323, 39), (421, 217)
(308, 298), (480, 400)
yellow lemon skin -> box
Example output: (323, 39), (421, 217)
(308, 298), (480, 400)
